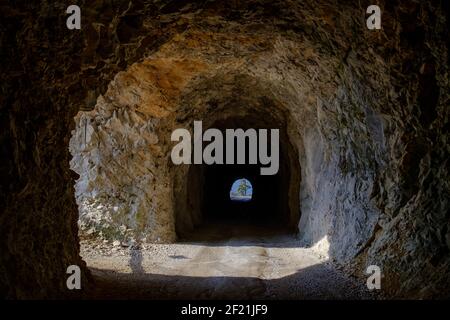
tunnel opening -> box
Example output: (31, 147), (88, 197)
(229, 178), (253, 202)
(176, 114), (300, 241)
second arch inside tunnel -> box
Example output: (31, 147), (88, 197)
(174, 113), (301, 240)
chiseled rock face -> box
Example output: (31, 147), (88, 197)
(69, 94), (171, 243)
(69, 58), (208, 243)
(1, 0), (449, 298)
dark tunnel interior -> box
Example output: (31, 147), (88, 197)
(202, 163), (283, 225)
(177, 115), (300, 240)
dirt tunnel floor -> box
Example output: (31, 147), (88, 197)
(82, 225), (378, 299)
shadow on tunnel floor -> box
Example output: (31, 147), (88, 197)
(85, 263), (377, 300)
(81, 223), (379, 300)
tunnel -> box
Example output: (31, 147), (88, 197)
(1, 0), (449, 300)
(176, 115), (300, 240)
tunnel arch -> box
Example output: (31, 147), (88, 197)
(70, 32), (374, 256)
(173, 110), (301, 239)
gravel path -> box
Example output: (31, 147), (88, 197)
(82, 225), (376, 299)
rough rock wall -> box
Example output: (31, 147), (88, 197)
(0, 0), (168, 299)
(1, 0), (449, 299)
(0, 1), (87, 299)
(67, 58), (202, 243)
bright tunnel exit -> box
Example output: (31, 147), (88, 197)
(230, 178), (253, 202)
